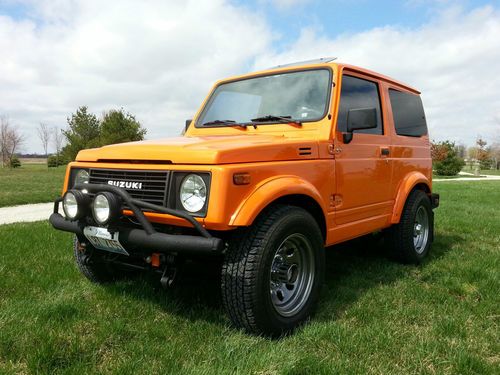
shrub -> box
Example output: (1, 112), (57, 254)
(47, 154), (67, 168)
(431, 140), (465, 176)
(480, 158), (493, 170)
(9, 156), (21, 168)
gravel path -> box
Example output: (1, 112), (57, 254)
(0, 202), (53, 225)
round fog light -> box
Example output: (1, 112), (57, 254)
(62, 190), (89, 220)
(92, 192), (122, 225)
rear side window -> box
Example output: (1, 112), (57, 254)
(389, 89), (427, 137)
(337, 75), (383, 135)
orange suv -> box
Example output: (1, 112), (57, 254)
(50, 58), (439, 336)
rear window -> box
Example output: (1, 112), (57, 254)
(389, 89), (427, 137)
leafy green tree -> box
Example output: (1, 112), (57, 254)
(62, 106), (100, 161)
(100, 109), (146, 146)
(431, 140), (465, 176)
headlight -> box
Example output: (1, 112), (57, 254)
(62, 190), (89, 220)
(180, 174), (207, 213)
(74, 169), (89, 186)
(92, 192), (122, 225)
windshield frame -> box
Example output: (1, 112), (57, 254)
(194, 67), (333, 128)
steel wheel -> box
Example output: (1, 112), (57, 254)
(413, 206), (429, 254)
(269, 233), (315, 317)
(222, 205), (324, 336)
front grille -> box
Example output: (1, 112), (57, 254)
(89, 169), (169, 206)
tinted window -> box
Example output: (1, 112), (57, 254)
(337, 75), (383, 134)
(389, 89), (427, 137)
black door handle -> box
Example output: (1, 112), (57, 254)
(381, 148), (390, 156)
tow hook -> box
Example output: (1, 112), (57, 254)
(162, 254), (177, 289)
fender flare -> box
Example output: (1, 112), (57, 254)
(391, 171), (431, 224)
(229, 176), (327, 227)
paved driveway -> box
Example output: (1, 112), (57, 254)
(0, 202), (53, 225)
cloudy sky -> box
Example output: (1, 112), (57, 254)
(1, 0), (499, 153)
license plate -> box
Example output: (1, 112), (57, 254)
(83, 226), (129, 256)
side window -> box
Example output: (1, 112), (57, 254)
(389, 89), (427, 137)
(337, 75), (383, 135)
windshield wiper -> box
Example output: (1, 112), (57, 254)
(250, 115), (302, 126)
(202, 120), (247, 128)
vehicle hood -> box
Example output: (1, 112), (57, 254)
(75, 135), (319, 165)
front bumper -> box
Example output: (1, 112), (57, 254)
(49, 183), (224, 255)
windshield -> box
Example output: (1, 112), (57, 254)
(197, 69), (331, 127)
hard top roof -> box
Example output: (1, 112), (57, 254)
(266, 57), (419, 94)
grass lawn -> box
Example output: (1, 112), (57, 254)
(480, 169), (500, 176)
(462, 167), (500, 176)
(0, 164), (66, 207)
(0, 181), (499, 374)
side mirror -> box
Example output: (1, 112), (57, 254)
(343, 108), (377, 144)
(182, 119), (192, 135)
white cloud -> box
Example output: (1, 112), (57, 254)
(264, 0), (312, 11)
(254, 5), (500, 145)
(0, 0), (273, 152)
(0, 1), (499, 154)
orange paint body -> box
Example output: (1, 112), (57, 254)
(63, 62), (433, 247)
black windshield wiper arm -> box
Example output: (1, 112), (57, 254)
(250, 115), (302, 126)
(202, 120), (247, 128)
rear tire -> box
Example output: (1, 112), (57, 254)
(221, 205), (325, 336)
(387, 190), (434, 264)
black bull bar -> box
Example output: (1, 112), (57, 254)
(49, 183), (224, 255)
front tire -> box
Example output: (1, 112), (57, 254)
(73, 236), (125, 283)
(221, 205), (325, 336)
(388, 190), (434, 264)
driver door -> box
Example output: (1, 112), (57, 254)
(332, 73), (393, 241)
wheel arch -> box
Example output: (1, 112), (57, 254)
(229, 177), (328, 242)
(391, 172), (431, 224)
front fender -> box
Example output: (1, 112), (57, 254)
(391, 171), (431, 224)
(229, 176), (327, 227)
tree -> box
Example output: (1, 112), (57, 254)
(0, 117), (24, 168)
(62, 106), (100, 161)
(37, 123), (51, 168)
(100, 109), (146, 146)
(62, 107), (147, 161)
(475, 137), (491, 169)
(490, 143), (500, 170)
(454, 143), (466, 159)
(52, 126), (64, 167)
(431, 140), (465, 176)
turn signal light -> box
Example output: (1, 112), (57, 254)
(233, 173), (251, 185)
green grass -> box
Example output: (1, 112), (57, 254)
(479, 169), (500, 176)
(0, 164), (66, 207)
(0, 181), (499, 374)
(461, 167), (500, 176)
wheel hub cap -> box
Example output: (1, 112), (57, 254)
(413, 206), (430, 254)
(269, 233), (315, 317)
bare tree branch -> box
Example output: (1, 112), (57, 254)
(0, 117), (24, 168)
(52, 126), (64, 166)
(37, 123), (51, 166)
